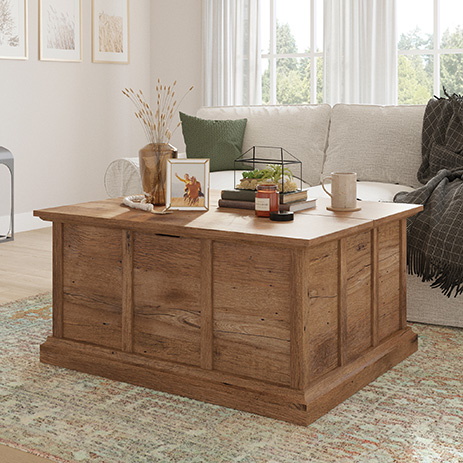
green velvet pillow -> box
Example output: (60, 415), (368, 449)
(180, 112), (247, 172)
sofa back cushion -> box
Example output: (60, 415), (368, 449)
(196, 104), (332, 186)
(323, 104), (426, 188)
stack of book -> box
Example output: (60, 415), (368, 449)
(218, 188), (317, 212)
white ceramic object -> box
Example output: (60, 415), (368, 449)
(321, 172), (359, 211)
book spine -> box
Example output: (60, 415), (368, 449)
(222, 189), (309, 204)
(221, 189), (256, 202)
(218, 199), (255, 210)
(280, 190), (308, 204)
(286, 200), (317, 212)
(218, 199), (317, 212)
(218, 199), (296, 212)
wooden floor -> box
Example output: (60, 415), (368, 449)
(0, 227), (53, 463)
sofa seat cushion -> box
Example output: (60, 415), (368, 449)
(309, 181), (414, 202)
(323, 104), (425, 188)
(309, 182), (414, 203)
(197, 105), (332, 187)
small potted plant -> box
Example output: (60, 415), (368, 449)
(236, 165), (298, 192)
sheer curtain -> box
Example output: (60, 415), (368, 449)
(324, 0), (397, 105)
(203, 0), (262, 107)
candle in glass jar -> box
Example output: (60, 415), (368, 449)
(255, 183), (279, 217)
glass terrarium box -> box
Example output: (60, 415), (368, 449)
(234, 146), (303, 193)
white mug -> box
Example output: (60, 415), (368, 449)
(321, 172), (358, 210)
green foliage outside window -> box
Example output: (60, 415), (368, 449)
(440, 26), (463, 96)
(262, 22), (323, 105)
(263, 22), (463, 105)
(397, 25), (463, 104)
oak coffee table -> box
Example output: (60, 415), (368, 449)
(34, 195), (422, 425)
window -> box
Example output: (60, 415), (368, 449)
(398, 0), (463, 104)
(255, 0), (463, 106)
(261, 0), (324, 105)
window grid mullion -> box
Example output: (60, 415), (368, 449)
(434, 0), (441, 96)
(262, 52), (323, 59)
(264, 0), (319, 105)
(270, 0), (277, 105)
(399, 48), (463, 56)
(310, 0), (316, 104)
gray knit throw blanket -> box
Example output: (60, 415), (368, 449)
(394, 93), (463, 297)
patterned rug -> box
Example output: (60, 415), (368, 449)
(1, 294), (463, 463)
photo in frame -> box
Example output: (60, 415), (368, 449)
(0, 0), (27, 60)
(166, 159), (210, 211)
(92, 0), (129, 64)
(39, 0), (81, 62)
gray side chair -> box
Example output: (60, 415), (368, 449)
(0, 147), (14, 243)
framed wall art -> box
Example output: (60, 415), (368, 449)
(39, 0), (82, 62)
(92, 0), (129, 64)
(0, 0), (27, 60)
(166, 159), (210, 211)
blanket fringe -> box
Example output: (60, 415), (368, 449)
(408, 246), (463, 298)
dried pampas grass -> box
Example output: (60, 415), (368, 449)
(122, 79), (194, 145)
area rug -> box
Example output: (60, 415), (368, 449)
(1, 294), (463, 463)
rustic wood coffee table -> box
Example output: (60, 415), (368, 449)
(34, 195), (422, 425)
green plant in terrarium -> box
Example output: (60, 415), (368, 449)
(237, 165), (298, 192)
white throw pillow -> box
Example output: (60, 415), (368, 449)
(197, 105), (332, 187)
(322, 104), (425, 188)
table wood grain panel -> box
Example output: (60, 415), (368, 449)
(200, 240), (213, 370)
(378, 222), (401, 342)
(132, 233), (202, 366)
(371, 228), (379, 347)
(399, 219), (408, 330)
(307, 240), (339, 382)
(62, 224), (123, 349)
(52, 223), (63, 338)
(122, 230), (134, 352)
(290, 248), (308, 389)
(345, 231), (372, 363)
(213, 241), (291, 385)
(338, 238), (347, 367)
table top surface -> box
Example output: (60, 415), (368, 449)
(34, 192), (423, 247)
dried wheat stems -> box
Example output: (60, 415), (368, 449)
(122, 79), (194, 145)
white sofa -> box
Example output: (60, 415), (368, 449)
(104, 103), (463, 328)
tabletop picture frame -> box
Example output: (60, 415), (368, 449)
(92, 0), (129, 64)
(166, 159), (210, 211)
(0, 0), (28, 60)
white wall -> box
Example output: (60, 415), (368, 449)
(0, 0), (151, 232)
(150, 0), (203, 152)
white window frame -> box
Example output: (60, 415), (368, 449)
(261, 0), (322, 105)
(398, 0), (463, 98)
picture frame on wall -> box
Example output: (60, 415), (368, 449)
(92, 0), (129, 64)
(39, 0), (82, 62)
(166, 159), (210, 211)
(0, 0), (28, 60)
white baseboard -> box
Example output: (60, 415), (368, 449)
(0, 211), (51, 234)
